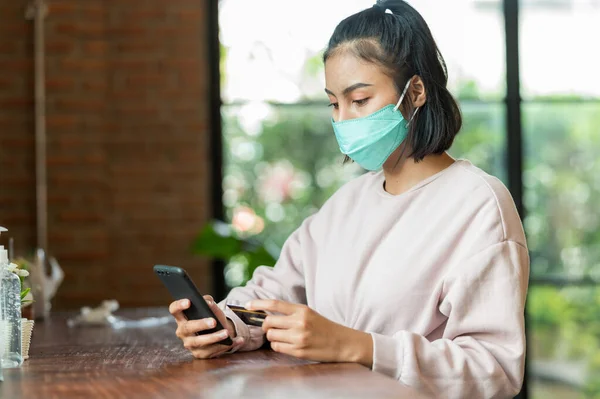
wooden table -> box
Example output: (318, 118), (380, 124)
(0, 308), (426, 398)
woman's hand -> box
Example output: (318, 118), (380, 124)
(246, 300), (373, 366)
(169, 295), (244, 359)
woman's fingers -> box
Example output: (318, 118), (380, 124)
(208, 337), (245, 358)
(205, 297), (237, 338)
(169, 299), (190, 323)
(176, 317), (217, 338)
(262, 315), (298, 332)
(172, 294), (245, 359)
(246, 299), (298, 315)
(182, 329), (231, 349)
(265, 328), (300, 345)
(188, 336), (245, 359)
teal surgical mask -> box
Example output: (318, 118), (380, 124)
(332, 79), (418, 171)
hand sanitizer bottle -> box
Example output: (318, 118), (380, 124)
(0, 226), (23, 368)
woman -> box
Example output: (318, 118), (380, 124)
(170, 1), (529, 397)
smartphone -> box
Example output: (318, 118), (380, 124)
(153, 265), (233, 346)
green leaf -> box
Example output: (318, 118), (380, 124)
(191, 220), (243, 259)
(20, 288), (31, 300)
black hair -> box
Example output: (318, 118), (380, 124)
(323, 0), (462, 162)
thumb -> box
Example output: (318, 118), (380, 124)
(206, 298), (233, 334)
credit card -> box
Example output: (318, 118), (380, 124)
(227, 304), (267, 327)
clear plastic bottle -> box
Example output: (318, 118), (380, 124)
(0, 226), (23, 368)
(0, 315), (3, 379)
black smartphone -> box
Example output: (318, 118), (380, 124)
(153, 265), (233, 346)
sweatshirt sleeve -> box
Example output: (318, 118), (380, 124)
(370, 241), (529, 399)
(217, 215), (315, 352)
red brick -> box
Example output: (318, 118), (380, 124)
(119, 9), (167, 20)
(49, 232), (108, 248)
(0, 97), (34, 110)
(46, 77), (76, 91)
(49, 175), (107, 186)
(47, 156), (78, 167)
(2, 59), (33, 73)
(113, 106), (160, 118)
(46, 114), (79, 129)
(108, 59), (155, 70)
(82, 79), (108, 91)
(0, 23), (28, 36)
(114, 42), (161, 53)
(59, 211), (104, 223)
(47, 2), (78, 15)
(110, 90), (147, 101)
(125, 73), (165, 86)
(48, 2), (105, 19)
(152, 26), (201, 39)
(0, 76), (15, 91)
(47, 194), (71, 205)
(54, 98), (105, 113)
(75, 2), (105, 13)
(0, 41), (20, 55)
(106, 26), (145, 36)
(176, 9), (204, 23)
(0, 159), (18, 168)
(0, 214), (35, 224)
(82, 41), (109, 56)
(46, 40), (75, 55)
(59, 58), (105, 73)
(53, 251), (110, 262)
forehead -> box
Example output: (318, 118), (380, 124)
(324, 50), (391, 90)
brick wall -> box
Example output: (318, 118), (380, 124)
(0, 2), (37, 257)
(0, 0), (215, 310)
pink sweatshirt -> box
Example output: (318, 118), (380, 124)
(219, 159), (529, 398)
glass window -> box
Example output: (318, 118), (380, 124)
(524, 103), (600, 280)
(521, 2), (600, 396)
(218, 0), (600, 395)
(528, 285), (600, 398)
(219, 0), (375, 103)
(416, 0), (506, 100)
(520, 0), (600, 99)
(524, 102), (600, 397)
(450, 102), (506, 183)
(222, 104), (361, 251)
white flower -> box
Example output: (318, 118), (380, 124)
(7, 263), (29, 277)
(16, 269), (29, 277)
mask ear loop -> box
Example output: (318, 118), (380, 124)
(394, 77), (420, 125)
(391, 78), (419, 171)
(408, 107), (420, 125)
(393, 78), (413, 111)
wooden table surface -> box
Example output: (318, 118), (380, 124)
(0, 308), (427, 399)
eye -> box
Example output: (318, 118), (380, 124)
(353, 98), (370, 106)
(328, 102), (339, 110)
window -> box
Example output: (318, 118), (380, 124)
(219, 0), (507, 285)
(216, 1), (600, 397)
(520, 1), (600, 397)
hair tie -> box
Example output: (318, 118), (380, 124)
(373, 3), (393, 14)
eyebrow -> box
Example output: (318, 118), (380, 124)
(324, 83), (374, 97)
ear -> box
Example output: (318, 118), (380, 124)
(409, 76), (426, 108)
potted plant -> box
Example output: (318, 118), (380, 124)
(9, 258), (35, 360)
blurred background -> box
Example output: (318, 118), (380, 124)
(1, 0), (599, 398)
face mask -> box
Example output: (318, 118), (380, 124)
(331, 79), (418, 171)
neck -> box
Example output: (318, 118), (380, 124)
(382, 149), (455, 196)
